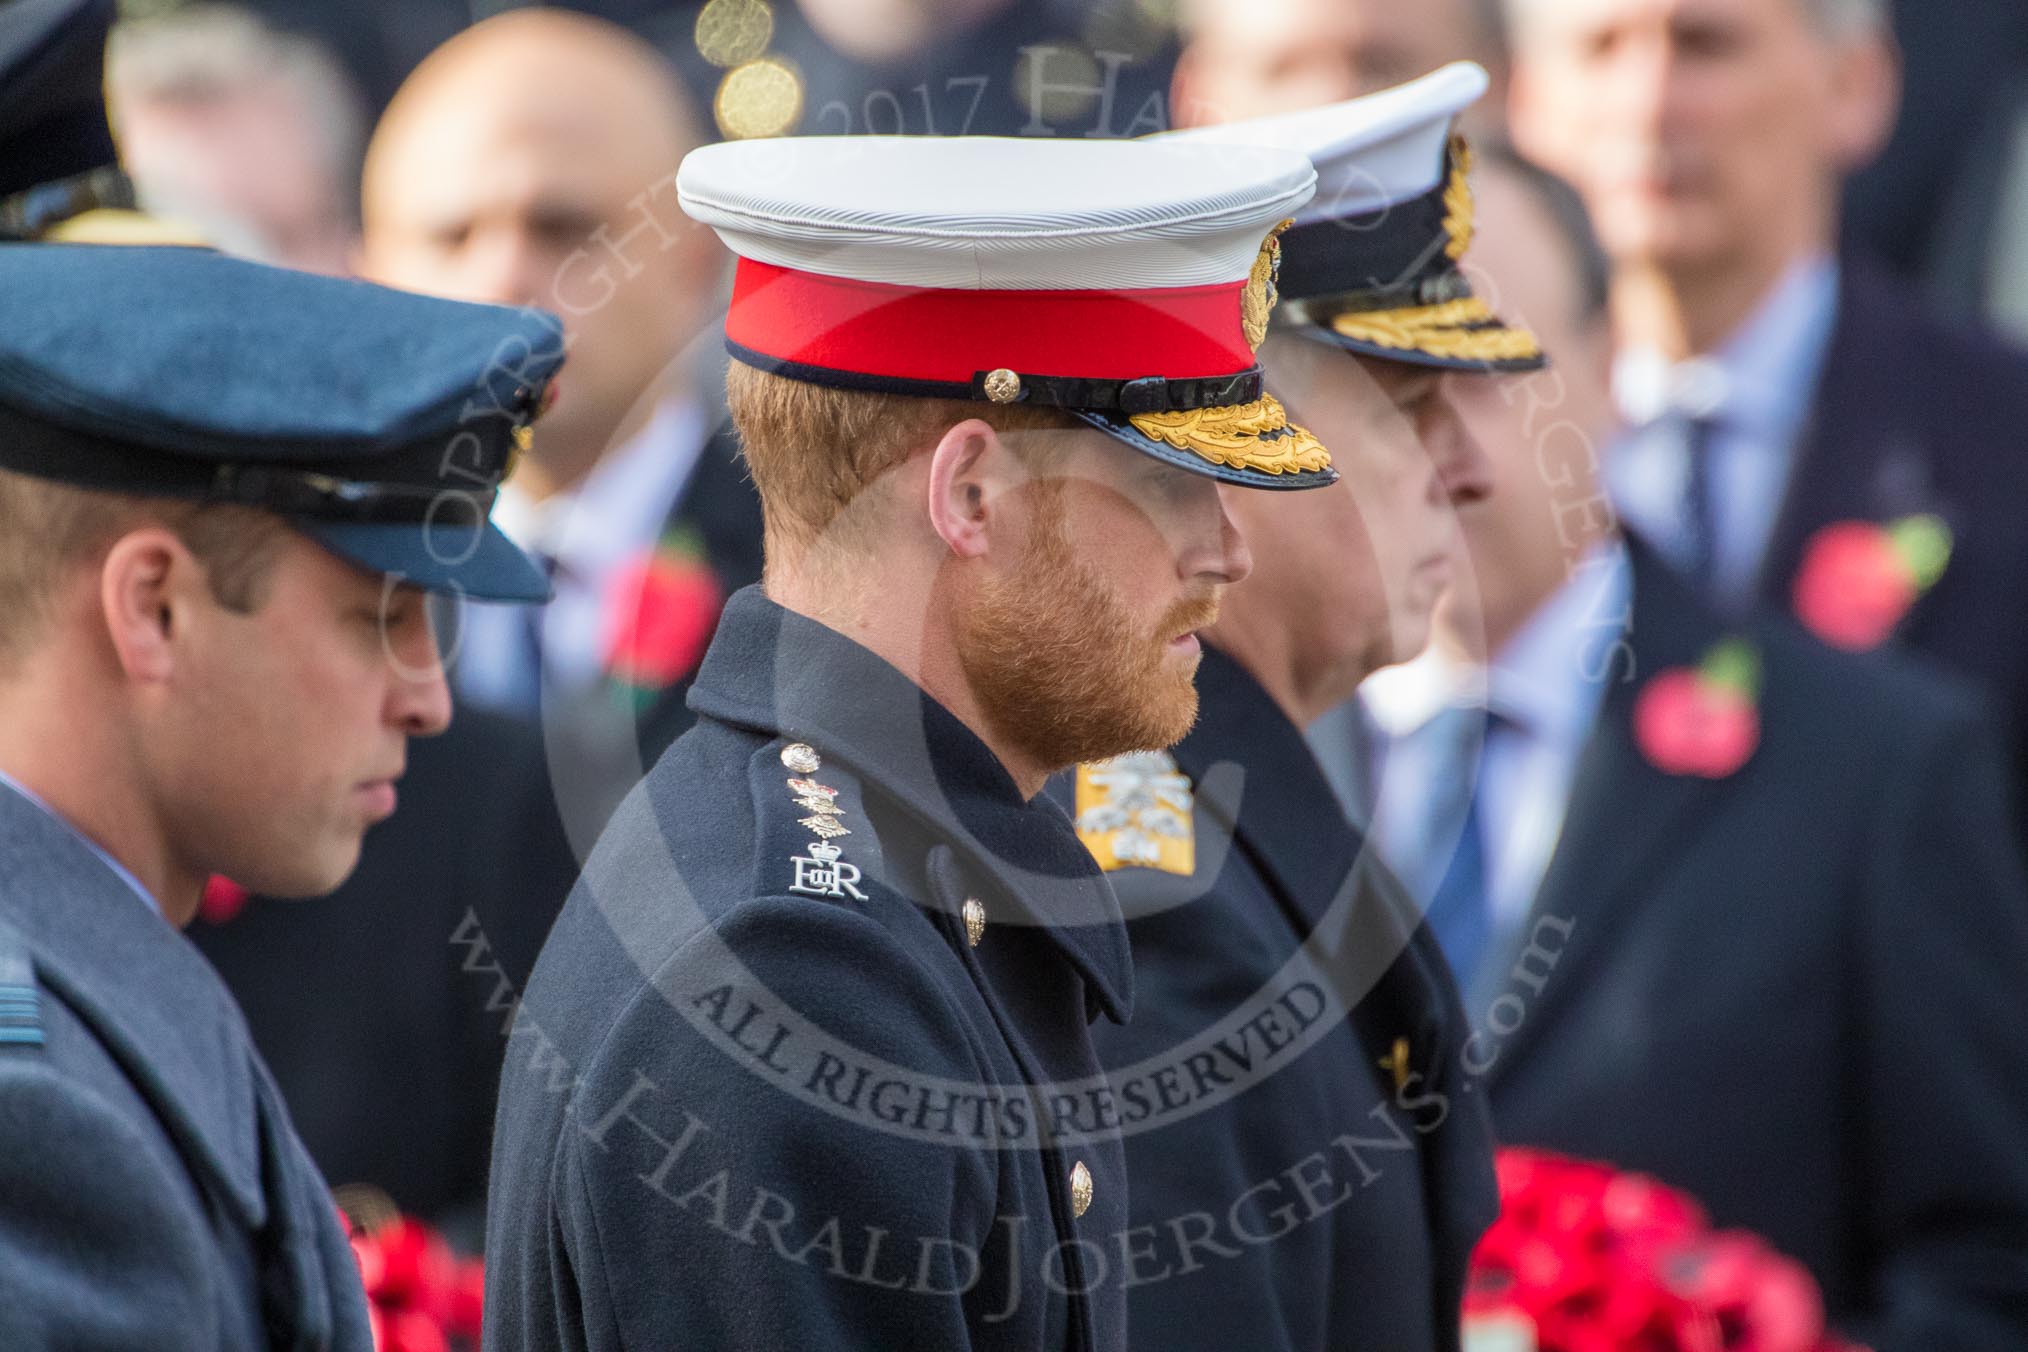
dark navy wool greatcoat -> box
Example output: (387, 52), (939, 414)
(485, 587), (1136, 1351)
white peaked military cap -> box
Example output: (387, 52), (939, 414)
(678, 135), (1337, 489)
(1164, 62), (1544, 372)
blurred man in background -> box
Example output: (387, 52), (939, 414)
(1507, 0), (2028, 838)
(107, 4), (362, 274)
(359, 7), (764, 830)
(1361, 150), (2028, 1352)
(1175, 0), (1511, 140)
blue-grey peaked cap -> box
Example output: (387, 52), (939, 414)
(0, 243), (565, 602)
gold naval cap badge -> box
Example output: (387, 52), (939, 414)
(1240, 219), (1294, 353)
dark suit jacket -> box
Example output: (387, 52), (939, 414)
(1078, 646), (1497, 1352)
(1842, 0), (2028, 274)
(528, 419), (769, 841)
(1760, 263), (2028, 828)
(0, 781), (371, 1349)
(633, 422), (767, 750)
(486, 588), (1133, 1352)
(1485, 539), (2028, 1352)
(190, 705), (580, 1243)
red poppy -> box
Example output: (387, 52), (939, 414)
(344, 1206), (486, 1351)
(1465, 1149), (1869, 1352)
(1791, 515), (1951, 652)
(603, 535), (724, 693)
(1633, 640), (1761, 780)
(199, 875), (250, 925)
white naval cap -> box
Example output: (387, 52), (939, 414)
(1163, 63), (1544, 372)
(677, 134), (1338, 489)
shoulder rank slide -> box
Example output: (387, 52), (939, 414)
(1074, 751), (1196, 876)
(0, 949), (45, 1048)
(780, 743), (869, 901)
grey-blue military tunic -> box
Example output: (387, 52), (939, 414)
(0, 779), (372, 1350)
(485, 586), (1134, 1351)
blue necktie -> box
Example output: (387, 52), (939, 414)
(1424, 773), (1490, 987)
(1678, 415), (1722, 593)
(1413, 703), (1497, 989)
(505, 548), (559, 714)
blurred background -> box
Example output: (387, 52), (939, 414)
(99, 0), (2028, 338)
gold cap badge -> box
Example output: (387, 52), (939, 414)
(1240, 218), (1293, 352)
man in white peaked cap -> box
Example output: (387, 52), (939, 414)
(485, 133), (1330, 1350)
(1060, 64), (1542, 1352)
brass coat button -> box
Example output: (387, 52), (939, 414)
(1069, 1161), (1093, 1218)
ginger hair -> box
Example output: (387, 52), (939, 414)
(724, 360), (1083, 565)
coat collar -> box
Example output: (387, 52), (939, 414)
(688, 586), (1133, 1021)
(1173, 644), (1466, 1055)
(0, 780), (267, 1228)
(1171, 645), (1366, 939)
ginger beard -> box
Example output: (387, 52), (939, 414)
(957, 485), (1218, 774)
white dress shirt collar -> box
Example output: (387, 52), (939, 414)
(1613, 254), (1840, 439)
(1607, 257), (1840, 605)
(492, 396), (710, 580)
(462, 396), (712, 703)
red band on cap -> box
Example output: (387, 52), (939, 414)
(727, 258), (1254, 383)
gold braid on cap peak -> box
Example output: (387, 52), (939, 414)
(1328, 295), (1543, 364)
(1128, 394), (1332, 476)
(1442, 135), (1474, 262)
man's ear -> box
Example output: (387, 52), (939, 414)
(99, 527), (197, 685)
(926, 418), (1027, 560)
(1826, 30), (1901, 173)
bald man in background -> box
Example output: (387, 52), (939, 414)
(359, 8), (765, 836)
(1174, 0), (1512, 141)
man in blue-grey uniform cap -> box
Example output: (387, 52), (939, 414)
(484, 132), (1328, 1351)
(0, 241), (560, 1350)
(1060, 64), (1542, 1352)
